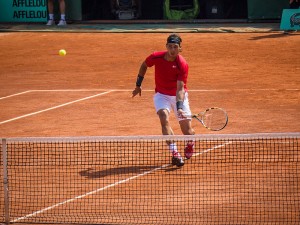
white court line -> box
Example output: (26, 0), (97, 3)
(0, 89), (152, 100)
(0, 90), (32, 100)
(0, 91), (113, 125)
(11, 141), (230, 223)
(1, 88), (298, 123)
(0, 89), (114, 100)
(11, 164), (168, 223)
(0, 88), (298, 100)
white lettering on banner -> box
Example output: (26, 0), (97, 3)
(12, 0), (47, 19)
(13, 10), (47, 18)
(12, 0), (46, 7)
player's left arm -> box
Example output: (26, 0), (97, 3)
(176, 57), (188, 118)
(176, 80), (186, 118)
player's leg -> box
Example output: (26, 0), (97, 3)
(179, 119), (195, 135)
(59, 0), (66, 14)
(154, 93), (184, 167)
(173, 92), (195, 159)
(179, 119), (195, 159)
(157, 109), (173, 136)
(157, 109), (184, 167)
(48, 0), (54, 13)
(46, 0), (55, 25)
(57, 0), (67, 26)
(154, 93), (174, 136)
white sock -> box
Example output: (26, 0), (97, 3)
(49, 14), (54, 20)
(169, 143), (178, 155)
(61, 14), (65, 21)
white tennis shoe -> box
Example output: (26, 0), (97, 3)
(46, 20), (55, 26)
(57, 20), (67, 26)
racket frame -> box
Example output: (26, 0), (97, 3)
(192, 107), (228, 131)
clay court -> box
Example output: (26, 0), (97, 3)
(0, 30), (299, 224)
(0, 31), (299, 136)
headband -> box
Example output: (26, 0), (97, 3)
(167, 36), (182, 45)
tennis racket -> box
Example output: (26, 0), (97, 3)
(191, 107), (228, 131)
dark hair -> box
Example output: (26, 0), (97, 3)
(167, 34), (182, 46)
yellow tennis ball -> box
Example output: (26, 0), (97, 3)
(59, 49), (66, 56)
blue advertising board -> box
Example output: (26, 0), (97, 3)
(0, 0), (47, 22)
(280, 8), (300, 31)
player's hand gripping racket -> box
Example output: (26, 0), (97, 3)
(191, 107), (228, 131)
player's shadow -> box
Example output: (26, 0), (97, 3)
(79, 166), (158, 179)
(79, 164), (181, 178)
(163, 164), (182, 172)
(249, 33), (298, 40)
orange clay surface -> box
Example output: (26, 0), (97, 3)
(0, 32), (299, 137)
(0, 32), (299, 225)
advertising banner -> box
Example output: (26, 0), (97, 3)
(0, 0), (47, 22)
(280, 8), (300, 31)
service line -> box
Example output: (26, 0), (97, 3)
(0, 91), (113, 125)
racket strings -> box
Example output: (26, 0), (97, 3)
(202, 109), (228, 131)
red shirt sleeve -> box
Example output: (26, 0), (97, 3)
(145, 51), (164, 67)
(176, 56), (189, 82)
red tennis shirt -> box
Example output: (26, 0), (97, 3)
(145, 51), (189, 96)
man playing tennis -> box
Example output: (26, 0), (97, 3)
(132, 33), (195, 167)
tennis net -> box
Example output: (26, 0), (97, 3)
(1, 133), (299, 224)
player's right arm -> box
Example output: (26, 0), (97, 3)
(132, 62), (148, 97)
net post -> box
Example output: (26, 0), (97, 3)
(2, 139), (10, 224)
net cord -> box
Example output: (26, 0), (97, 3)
(3, 132), (300, 143)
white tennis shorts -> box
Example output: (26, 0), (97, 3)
(153, 92), (192, 121)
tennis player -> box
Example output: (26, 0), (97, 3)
(132, 33), (195, 167)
